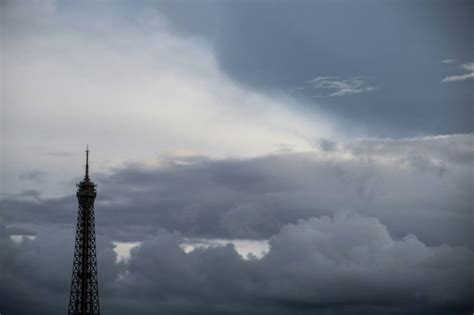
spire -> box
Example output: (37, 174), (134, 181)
(85, 145), (90, 181)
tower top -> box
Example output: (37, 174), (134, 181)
(77, 145), (96, 194)
(85, 145), (90, 181)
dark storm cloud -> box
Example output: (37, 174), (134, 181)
(113, 215), (473, 314)
(154, 0), (473, 136)
(1, 214), (472, 315)
(1, 135), (472, 314)
(0, 224), (119, 315)
(1, 135), (472, 248)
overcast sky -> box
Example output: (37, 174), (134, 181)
(0, 1), (473, 314)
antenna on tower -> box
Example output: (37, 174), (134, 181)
(85, 145), (90, 181)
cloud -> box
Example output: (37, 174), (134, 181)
(18, 170), (46, 182)
(2, 134), (472, 248)
(181, 238), (269, 260)
(1, 214), (472, 314)
(113, 214), (473, 314)
(260, 214), (473, 308)
(1, 2), (472, 313)
(1, 0), (335, 198)
(441, 62), (474, 82)
(440, 59), (455, 64)
(0, 223), (120, 315)
(3, 148), (470, 314)
(155, 1), (473, 136)
(462, 63), (474, 71)
(307, 76), (377, 97)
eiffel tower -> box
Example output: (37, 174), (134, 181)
(68, 146), (100, 315)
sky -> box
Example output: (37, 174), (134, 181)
(0, 0), (473, 314)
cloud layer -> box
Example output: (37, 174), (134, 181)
(1, 1), (473, 314)
(2, 134), (472, 313)
(2, 134), (472, 248)
(155, 0), (473, 135)
(1, 0), (333, 197)
(1, 213), (472, 314)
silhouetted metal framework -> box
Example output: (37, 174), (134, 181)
(68, 147), (100, 315)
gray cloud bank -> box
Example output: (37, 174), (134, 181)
(1, 213), (473, 315)
(1, 134), (473, 314)
(2, 135), (473, 247)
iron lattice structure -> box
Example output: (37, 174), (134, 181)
(68, 147), (100, 315)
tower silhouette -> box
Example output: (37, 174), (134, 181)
(68, 146), (100, 315)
